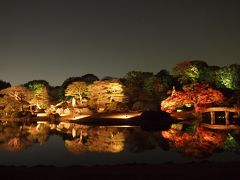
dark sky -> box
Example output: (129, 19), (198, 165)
(0, 0), (240, 86)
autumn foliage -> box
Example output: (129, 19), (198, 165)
(161, 83), (224, 113)
(162, 127), (227, 158)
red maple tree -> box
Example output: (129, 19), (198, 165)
(161, 83), (224, 113)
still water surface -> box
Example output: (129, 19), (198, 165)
(0, 121), (240, 166)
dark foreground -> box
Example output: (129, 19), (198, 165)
(0, 162), (239, 180)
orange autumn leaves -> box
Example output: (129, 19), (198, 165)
(162, 127), (226, 158)
(161, 83), (224, 113)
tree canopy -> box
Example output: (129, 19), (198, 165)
(215, 65), (240, 90)
(161, 83), (224, 113)
(81, 74), (99, 84)
(65, 81), (88, 105)
(172, 60), (209, 85)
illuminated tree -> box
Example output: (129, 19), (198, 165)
(25, 81), (50, 109)
(65, 81), (88, 105)
(0, 86), (34, 111)
(161, 83), (224, 113)
(88, 80), (127, 112)
(215, 65), (240, 90)
(0, 96), (22, 116)
(60, 77), (83, 99)
(24, 80), (50, 90)
(172, 60), (208, 85)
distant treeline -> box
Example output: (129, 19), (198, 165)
(0, 60), (240, 116)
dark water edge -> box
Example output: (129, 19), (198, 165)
(0, 162), (239, 180)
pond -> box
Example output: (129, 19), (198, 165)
(0, 120), (240, 167)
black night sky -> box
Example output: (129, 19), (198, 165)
(0, 0), (240, 86)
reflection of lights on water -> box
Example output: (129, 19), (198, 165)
(101, 112), (142, 119)
(36, 112), (141, 120)
(70, 115), (91, 120)
(60, 113), (70, 117)
(36, 121), (48, 131)
(101, 125), (139, 128)
(37, 121), (48, 124)
(36, 113), (48, 117)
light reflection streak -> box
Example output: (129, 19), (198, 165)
(100, 112), (142, 119)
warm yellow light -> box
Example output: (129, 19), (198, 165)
(70, 115), (91, 120)
(37, 121), (48, 124)
(36, 113), (48, 117)
(185, 104), (192, 107)
(104, 125), (139, 128)
(60, 113), (70, 117)
(36, 121), (48, 131)
(101, 112), (141, 119)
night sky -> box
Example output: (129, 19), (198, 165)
(1, 0), (240, 86)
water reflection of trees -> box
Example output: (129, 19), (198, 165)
(56, 123), (165, 154)
(64, 126), (125, 154)
(1, 121), (240, 159)
(161, 124), (240, 158)
(0, 121), (50, 151)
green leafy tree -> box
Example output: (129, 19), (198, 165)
(223, 133), (240, 153)
(25, 80), (52, 108)
(172, 60), (208, 85)
(24, 80), (50, 89)
(215, 65), (240, 90)
(26, 83), (50, 109)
